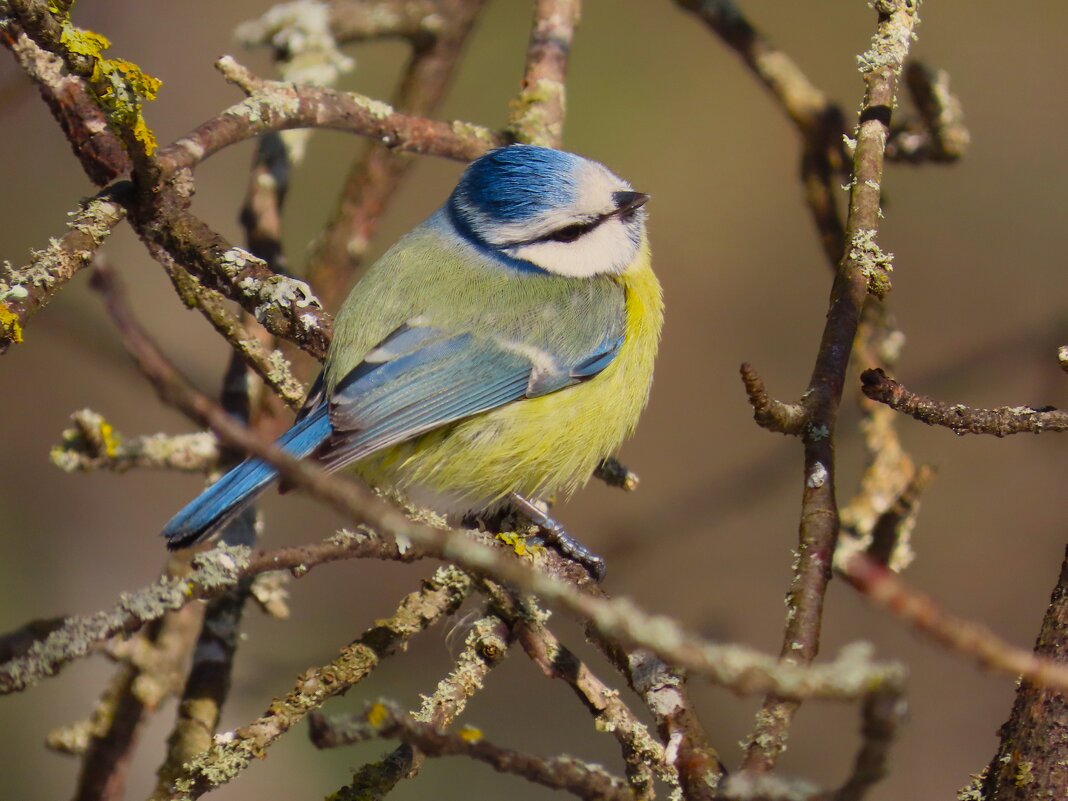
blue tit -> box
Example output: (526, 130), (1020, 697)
(162, 144), (663, 575)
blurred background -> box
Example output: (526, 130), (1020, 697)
(1, 1), (1066, 798)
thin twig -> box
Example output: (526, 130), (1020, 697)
(886, 61), (969, 163)
(842, 551), (1068, 692)
(159, 567), (473, 800)
(156, 56), (503, 177)
(593, 457), (640, 492)
(68, 601), (203, 801)
(313, 609), (512, 798)
(675, 0), (848, 265)
(829, 690), (904, 801)
(740, 362), (807, 436)
(50, 410), (220, 474)
(306, 0), (489, 311)
(860, 368), (1068, 436)
(0, 531), (425, 695)
(357, 699), (637, 801)
(489, 587), (673, 798)
(0, 186), (128, 351)
(742, 1), (920, 772)
(507, 0), (581, 147)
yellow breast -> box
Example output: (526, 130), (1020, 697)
(353, 241), (663, 511)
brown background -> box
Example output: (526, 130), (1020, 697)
(1, 1), (1066, 799)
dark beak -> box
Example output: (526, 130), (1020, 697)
(611, 191), (650, 215)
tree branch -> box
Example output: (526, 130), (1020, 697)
(507, 0), (581, 147)
(158, 567), (472, 800)
(0, 186), (128, 351)
(352, 699), (637, 801)
(860, 367), (1068, 436)
(155, 56), (503, 177)
(842, 551), (1068, 693)
(742, 0), (920, 772)
(981, 546), (1068, 800)
(312, 609), (512, 798)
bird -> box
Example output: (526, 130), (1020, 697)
(162, 144), (663, 577)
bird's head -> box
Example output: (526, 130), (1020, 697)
(447, 144), (649, 277)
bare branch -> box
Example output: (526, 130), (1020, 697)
(68, 601), (203, 801)
(830, 690), (905, 801)
(159, 567), (472, 800)
(886, 61), (969, 163)
(50, 410), (220, 474)
(594, 638), (725, 799)
(860, 367), (1068, 436)
(507, 0), (581, 147)
(981, 546), (1068, 800)
(155, 56), (504, 177)
(312, 610), (512, 797)
(353, 699), (637, 801)
(0, 18), (130, 183)
(0, 529), (424, 695)
(0, 186), (127, 351)
(842, 552), (1068, 692)
(490, 587), (673, 798)
(740, 362), (807, 436)
(0, 544), (241, 695)
(327, 0), (449, 44)
(743, 0), (920, 772)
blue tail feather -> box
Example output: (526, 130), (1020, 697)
(162, 406), (333, 549)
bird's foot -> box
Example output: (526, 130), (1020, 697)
(510, 493), (606, 582)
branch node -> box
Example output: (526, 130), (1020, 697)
(740, 363), (807, 435)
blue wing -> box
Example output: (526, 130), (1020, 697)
(316, 323), (624, 472)
(161, 319), (622, 549)
(161, 405), (332, 548)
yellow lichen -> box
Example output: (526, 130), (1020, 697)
(458, 725), (483, 744)
(0, 303), (24, 344)
(366, 702), (389, 729)
(53, 7), (162, 155)
(495, 532), (529, 557)
(98, 420), (121, 457)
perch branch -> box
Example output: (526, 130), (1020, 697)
(85, 262), (906, 703)
(860, 368), (1068, 436)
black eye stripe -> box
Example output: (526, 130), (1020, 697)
(545, 220), (600, 243)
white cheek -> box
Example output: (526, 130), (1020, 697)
(506, 219), (640, 277)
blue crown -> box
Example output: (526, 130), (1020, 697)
(450, 145), (582, 224)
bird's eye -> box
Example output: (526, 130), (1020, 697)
(547, 222), (595, 243)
